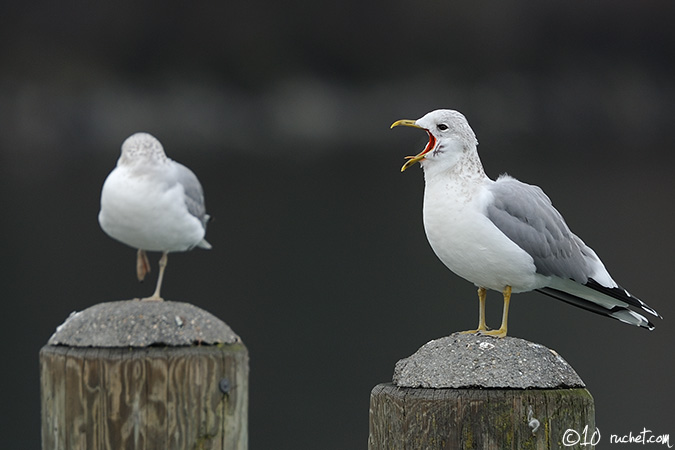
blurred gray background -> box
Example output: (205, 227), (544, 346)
(2, 1), (674, 448)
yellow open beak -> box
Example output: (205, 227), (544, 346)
(391, 119), (435, 172)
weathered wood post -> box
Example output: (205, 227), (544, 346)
(368, 333), (595, 449)
(40, 300), (248, 450)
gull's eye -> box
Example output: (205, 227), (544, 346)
(437, 123), (448, 131)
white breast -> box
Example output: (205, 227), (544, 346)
(422, 175), (545, 293)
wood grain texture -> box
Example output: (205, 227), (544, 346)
(368, 383), (595, 450)
(40, 344), (248, 450)
(41, 345), (68, 449)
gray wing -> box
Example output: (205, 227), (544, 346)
(174, 162), (209, 226)
(487, 175), (660, 329)
(486, 175), (593, 283)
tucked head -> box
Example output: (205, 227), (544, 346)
(391, 109), (478, 172)
(119, 132), (167, 165)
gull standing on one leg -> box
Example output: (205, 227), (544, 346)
(99, 132), (211, 301)
(392, 109), (660, 337)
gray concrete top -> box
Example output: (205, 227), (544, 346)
(393, 333), (585, 389)
(48, 300), (241, 348)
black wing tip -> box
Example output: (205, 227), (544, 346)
(537, 287), (656, 331)
(585, 278), (661, 319)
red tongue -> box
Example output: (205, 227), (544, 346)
(422, 130), (436, 156)
(401, 128), (437, 171)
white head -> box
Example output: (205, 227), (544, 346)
(391, 109), (478, 172)
(119, 132), (167, 166)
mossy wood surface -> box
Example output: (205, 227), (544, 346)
(40, 344), (248, 450)
(368, 383), (595, 450)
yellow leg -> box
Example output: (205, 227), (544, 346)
(482, 286), (511, 338)
(143, 252), (168, 301)
(136, 249), (151, 282)
(460, 287), (488, 334)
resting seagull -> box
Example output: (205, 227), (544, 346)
(392, 109), (660, 337)
(99, 132), (211, 301)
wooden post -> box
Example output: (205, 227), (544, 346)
(368, 333), (595, 450)
(40, 300), (248, 450)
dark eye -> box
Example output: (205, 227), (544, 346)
(437, 123), (448, 131)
